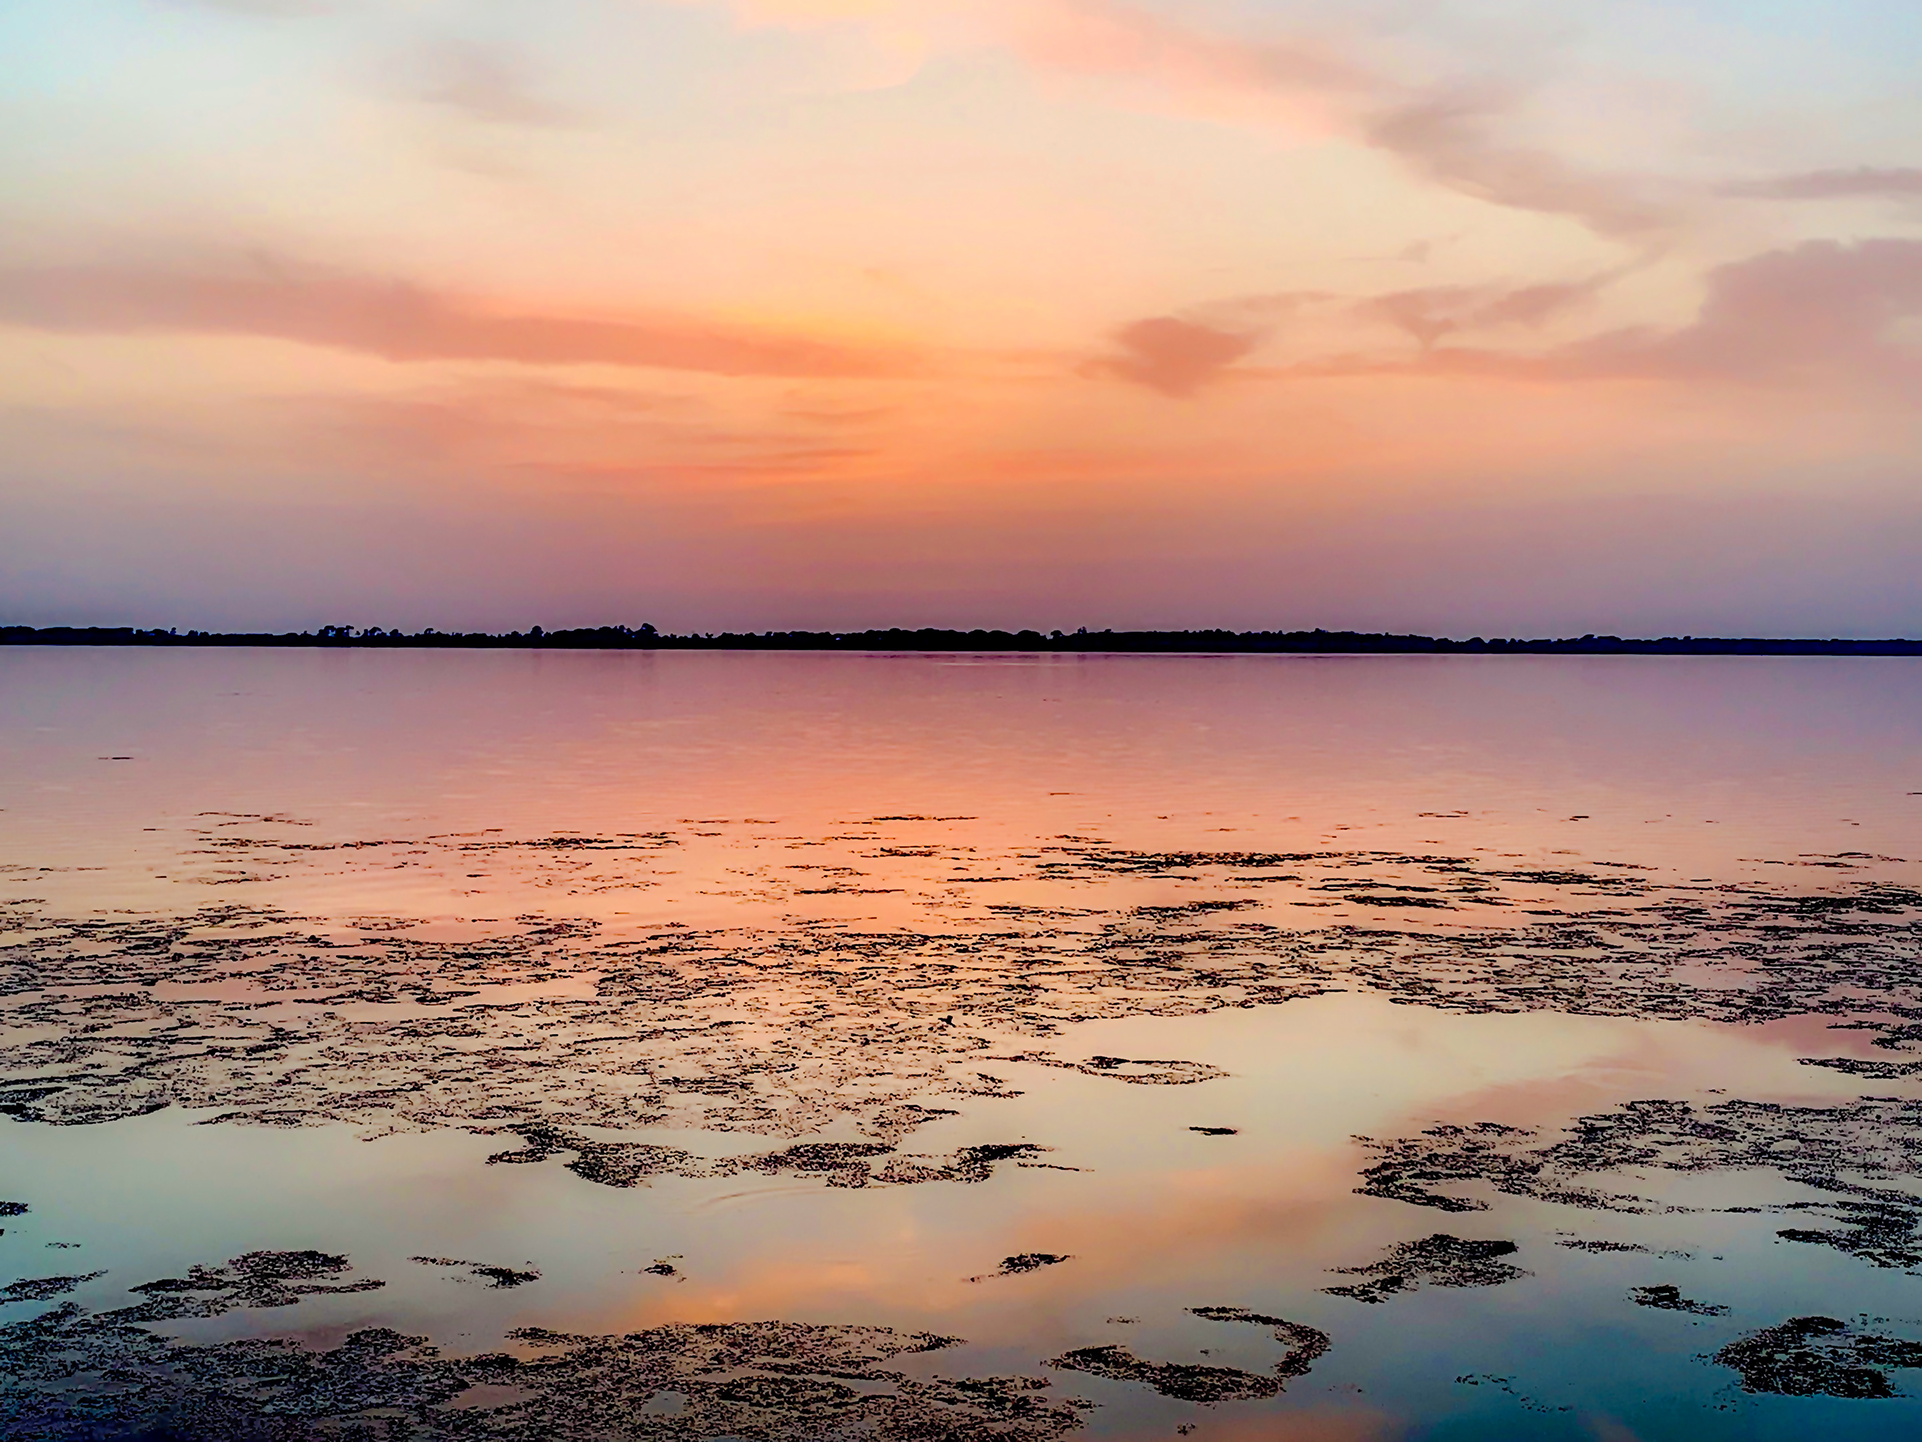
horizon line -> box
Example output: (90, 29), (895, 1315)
(4, 624), (1920, 657)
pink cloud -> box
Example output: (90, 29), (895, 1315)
(407, 39), (580, 128)
(1551, 237), (1922, 383)
(1358, 277), (1605, 348)
(1723, 168), (1922, 202)
(1085, 316), (1261, 397)
(1364, 90), (1671, 238)
(1093, 277), (1605, 394)
(1102, 240), (1922, 394)
(1269, 239), (1922, 390)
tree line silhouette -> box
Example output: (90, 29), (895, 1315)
(4, 624), (1919, 655)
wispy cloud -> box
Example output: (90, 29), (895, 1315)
(1357, 276), (1606, 349)
(0, 258), (920, 379)
(1722, 168), (1922, 202)
(1093, 276), (1608, 395)
(1364, 89), (1672, 238)
(1012, 2), (1679, 238)
(408, 39), (580, 129)
(687, 0), (1676, 238)
(164, 0), (334, 14)
(1261, 239), (1922, 390)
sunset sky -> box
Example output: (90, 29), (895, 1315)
(4, 0), (1922, 635)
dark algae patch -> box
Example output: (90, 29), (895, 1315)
(1353, 1121), (1567, 1214)
(1323, 1235), (1527, 1304)
(1629, 1284), (1728, 1316)
(0, 1251), (1089, 1441)
(412, 1257), (542, 1288)
(3, 836), (1921, 1177)
(473, 1267), (541, 1289)
(1185, 1307), (1331, 1378)
(482, 1122), (1053, 1190)
(121, 1250), (385, 1315)
(1714, 1316), (1922, 1398)
(1045, 1346), (1282, 1404)
(1451, 1373), (1571, 1415)
(986, 1054), (1231, 1086)
(1355, 1097), (1922, 1271)
(1800, 1056), (1922, 1079)
(1048, 1308), (1328, 1404)
(969, 1254), (1072, 1282)
(0, 1272), (106, 1304)
(1774, 1197), (1922, 1270)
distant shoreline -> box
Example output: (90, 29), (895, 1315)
(4, 625), (1920, 656)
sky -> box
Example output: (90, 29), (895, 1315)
(3, 0), (1922, 637)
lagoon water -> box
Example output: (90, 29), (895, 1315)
(3, 648), (1922, 1440)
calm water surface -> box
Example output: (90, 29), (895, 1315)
(2, 650), (1921, 1441)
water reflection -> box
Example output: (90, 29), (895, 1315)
(1, 650), (1920, 1438)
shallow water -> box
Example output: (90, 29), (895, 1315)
(2, 649), (1921, 1440)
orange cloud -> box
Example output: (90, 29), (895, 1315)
(1003, 0), (1364, 121)
(0, 260), (921, 379)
